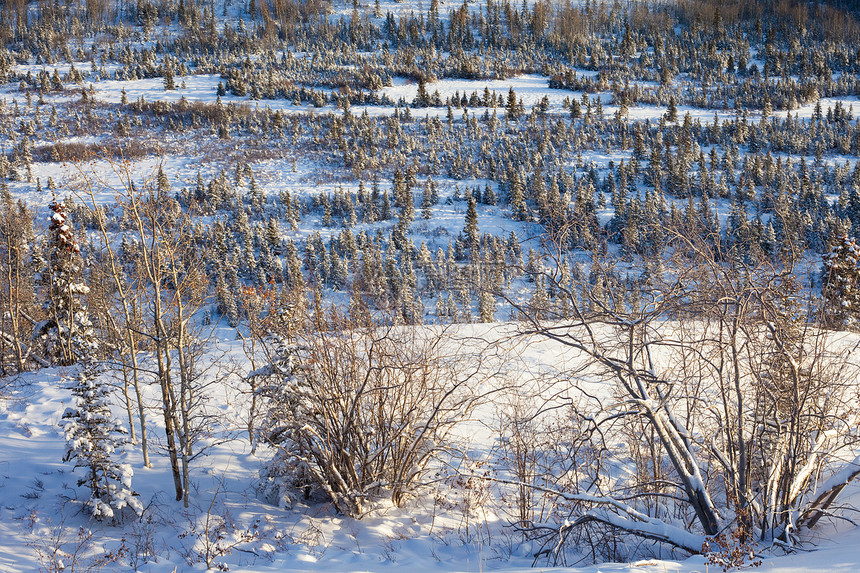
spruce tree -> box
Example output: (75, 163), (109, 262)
(62, 361), (143, 521)
(38, 199), (95, 365)
(822, 235), (860, 328)
(464, 194), (479, 251)
(666, 96), (678, 123)
(422, 180), (434, 219)
(509, 170), (528, 221)
(478, 290), (496, 323)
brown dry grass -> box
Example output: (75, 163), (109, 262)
(33, 139), (159, 163)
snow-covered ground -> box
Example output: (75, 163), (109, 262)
(82, 72), (747, 124)
(1, 323), (859, 572)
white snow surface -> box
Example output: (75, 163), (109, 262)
(85, 72), (742, 124)
(0, 323), (858, 572)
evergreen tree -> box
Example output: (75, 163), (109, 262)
(414, 77), (430, 107)
(163, 62), (176, 90)
(483, 185), (497, 206)
(666, 96), (678, 123)
(509, 170), (528, 221)
(422, 179), (434, 219)
(62, 361), (143, 521)
(478, 290), (495, 323)
(822, 235), (860, 328)
(529, 276), (549, 320)
(381, 190), (392, 220)
(506, 88), (520, 120)
(38, 199), (95, 365)
(464, 194), (479, 251)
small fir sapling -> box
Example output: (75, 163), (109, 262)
(822, 235), (860, 328)
(62, 361), (143, 521)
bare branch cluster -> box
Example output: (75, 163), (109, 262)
(497, 226), (860, 564)
(256, 310), (496, 517)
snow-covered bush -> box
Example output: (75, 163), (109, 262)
(62, 362), (143, 521)
(256, 313), (488, 517)
(511, 230), (860, 564)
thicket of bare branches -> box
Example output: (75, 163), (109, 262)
(497, 226), (860, 565)
(254, 310), (499, 517)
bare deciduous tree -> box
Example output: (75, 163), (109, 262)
(0, 186), (44, 374)
(72, 158), (217, 506)
(500, 225), (860, 564)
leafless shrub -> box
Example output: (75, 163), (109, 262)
(257, 310), (499, 517)
(27, 508), (129, 573)
(179, 492), (261, 571)
(498, 225), (860, 563)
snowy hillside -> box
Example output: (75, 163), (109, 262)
(0, 322), (858, 571)
(4, 0), (860, 570)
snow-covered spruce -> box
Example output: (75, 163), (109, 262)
(822, 235), (860, 328)
(36, 199), (96, 366)
(253, 329), (312, 510)
(61, 361), (143, 521)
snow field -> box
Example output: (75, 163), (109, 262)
(1, 323), (859, 571)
